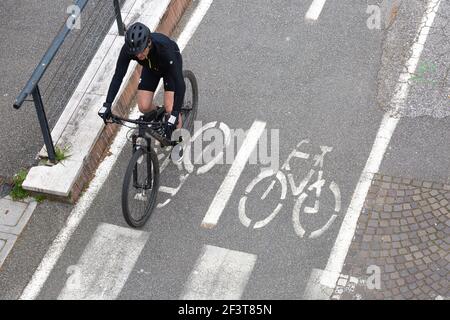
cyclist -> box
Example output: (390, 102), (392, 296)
(99, 22), (185, 140)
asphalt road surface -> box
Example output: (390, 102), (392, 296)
(35, 0), (385, 299)
(1, 0), (448, 300)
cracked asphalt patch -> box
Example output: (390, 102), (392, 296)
(405, 0), (450, 118)
(376, 0), (449, 118)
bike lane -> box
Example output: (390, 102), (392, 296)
(33, 0), (386, 299)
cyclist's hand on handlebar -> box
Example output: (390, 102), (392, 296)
(98, 102), (112, 124)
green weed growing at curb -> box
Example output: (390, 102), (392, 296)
(10, 169), (29, 201)
(33, 194), (46, 203)
(55, 145), (72, 162)
(9, 169), (47, 203)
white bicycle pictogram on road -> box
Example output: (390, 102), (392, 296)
(156, 121), (231, 208)
(239, 139), (341, 239)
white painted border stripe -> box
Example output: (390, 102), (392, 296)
(20, 0), (214, 300)
(201, 120), (266, 228)
(318, 0), (442, 291)
(177, 0), (214, 51)
(57, 223), (148, 300)
(305, 0), (327, 21)
(180, 245), (257, 300)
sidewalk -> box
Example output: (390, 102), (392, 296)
(0, 0), (125, 179)
(331, 174), (449, 300)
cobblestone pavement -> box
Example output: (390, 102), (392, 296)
(331, 173), (449, 300)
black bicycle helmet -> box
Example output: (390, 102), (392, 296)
(124, 22), (151, 55)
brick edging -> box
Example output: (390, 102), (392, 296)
(68, 0), (193, 203)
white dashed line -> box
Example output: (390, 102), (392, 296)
(201, 120), (266, 229)
(305, 0), (328, 21)
(180, 245), (257, 300)
(58, 223), (148, 300)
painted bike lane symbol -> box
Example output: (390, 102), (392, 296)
(156, 121), (231, 208)
(238, 139), (341, 239)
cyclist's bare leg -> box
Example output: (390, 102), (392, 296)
(137, 90), (156, 113)
(163, 91), (182, 129)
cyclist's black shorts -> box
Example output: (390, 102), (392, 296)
(138, 67), (174, 92)
(137, 51), (183, 93)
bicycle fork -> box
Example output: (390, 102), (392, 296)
(132, 134), (153, 190)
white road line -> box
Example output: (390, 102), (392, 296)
(19, 0), (214, 300)
(58, 223), (148, 300)
(305, 0), (327, 21)
(201, 120), (266, 229)
(180, 245), (257, 300)
(177, 0), (214, 51)
(316, 0), (443, 293)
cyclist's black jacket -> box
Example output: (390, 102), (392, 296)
(106, 33), (185, 113)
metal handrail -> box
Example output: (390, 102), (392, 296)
(12, 0), (126, 162)
(13, 0), (125, 109)
(13, 0), (89, 109)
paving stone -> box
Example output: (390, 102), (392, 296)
(402, 203), (411, 210)
(380, 220), (390, 227)
(405, 254), (414, 261)
(423, 182), (433, 189)
(423, 206), (433, 213)
(392, 211), (403, 219)
(406, 217), (416, 224)
(417, 264), (427, 272)
(429, 190), (439, 197)
(368, 220), (378, 228)
(431, 203), (440, 210)
(400, 226), (409, 232)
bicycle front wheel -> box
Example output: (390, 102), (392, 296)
(122, 147), (160, 228)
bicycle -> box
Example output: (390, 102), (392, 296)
(99, 70), (198, 228)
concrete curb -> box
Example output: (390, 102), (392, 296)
(22, 0), (192, 203)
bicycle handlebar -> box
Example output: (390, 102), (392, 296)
(106, 113), (178, 147)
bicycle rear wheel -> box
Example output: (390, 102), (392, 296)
(180, 70), (198, 134)
(122, 146), (160, 228)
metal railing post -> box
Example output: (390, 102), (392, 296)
(113, 0), (125, 36)
(32, 86), (57, 163)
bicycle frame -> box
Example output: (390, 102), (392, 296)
(107, 108), (170, 190)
